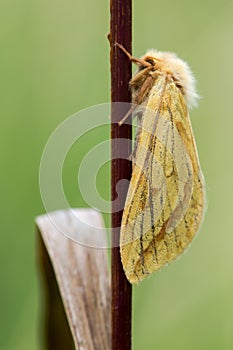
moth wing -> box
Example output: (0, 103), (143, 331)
(120, 75), (205, 284)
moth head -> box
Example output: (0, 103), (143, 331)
(132, 50), (199, 108)
(142, 50), (199, 108)
(130, 56), (156, 96)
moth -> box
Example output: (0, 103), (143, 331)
(117, 44), (206, 284)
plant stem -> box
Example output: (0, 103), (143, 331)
(110, 1), (132, 349)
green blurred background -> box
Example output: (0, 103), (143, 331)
(1, 0), (233, 349)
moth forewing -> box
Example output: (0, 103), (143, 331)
(120, 49), (205, 284)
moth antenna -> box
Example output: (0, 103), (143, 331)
(115, 43), (152, 67)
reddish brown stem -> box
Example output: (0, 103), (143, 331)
(110, 0), (132, 349)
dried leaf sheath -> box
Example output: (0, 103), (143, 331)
(120, 53), (205, 284)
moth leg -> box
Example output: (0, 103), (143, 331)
(128, 115), (142, 162)
(119, 76), (154, 126)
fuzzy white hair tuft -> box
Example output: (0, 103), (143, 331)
(144, 50), (199, 108)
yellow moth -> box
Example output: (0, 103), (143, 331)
(117, 44), (205, 284)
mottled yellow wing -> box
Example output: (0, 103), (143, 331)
(120, 74), (205, 284)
